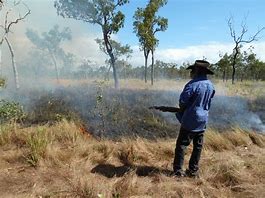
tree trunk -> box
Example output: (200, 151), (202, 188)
(144, 48), (149, 83)
(109, 53), (119, 89)
(231, 47), (239, 84)
(222, 70), (226, 82)
(49, 51), (59, 83)
(0, 45), (2, 76)
(231, 62), (236, 84)
(105, 65), (111, 81)
(151, 50), (154, 86)
(5, 37), (19, 89)
(103, 31), (119, 89)
(144, 56), (148, 83)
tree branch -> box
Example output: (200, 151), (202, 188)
(228, 17), (237, 42)
(241, 27), (265, 43)
(6, 8), (31, 32)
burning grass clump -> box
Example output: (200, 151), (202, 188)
(2, 80), (265, 139)
(248, 95), (265, 123)
(14, 85), (179, 139)
(26, 93), (80, 124)
(249, 95), (265, 111)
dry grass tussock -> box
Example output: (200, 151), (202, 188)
(0, 121), (265, 198)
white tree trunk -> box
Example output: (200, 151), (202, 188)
(50, 51), (59, 83)
(0, 46), (2, 76)
(151, 50), (154, 86)
(0, 36), (4, 76)
(5, 37), (19, 89)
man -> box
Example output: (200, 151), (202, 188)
(173, 60), (215, 177)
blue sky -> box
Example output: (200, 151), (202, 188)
(118, 0), (265, 48)
(4, 0), (265, 66)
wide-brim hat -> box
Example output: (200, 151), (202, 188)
(186, 60), (214, 75)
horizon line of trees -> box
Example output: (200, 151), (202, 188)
(2, 39), (265, 84)
(18, 46), (264, 82)
(1, 0), (265, 89)
(72, 52), (265, 82)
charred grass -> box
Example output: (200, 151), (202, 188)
(0, 121), (265, 198)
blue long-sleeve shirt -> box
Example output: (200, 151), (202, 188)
(176, 76), (215, 132)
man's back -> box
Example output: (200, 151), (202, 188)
(178, 76), (215, 132)
(173, 60), (215, 177)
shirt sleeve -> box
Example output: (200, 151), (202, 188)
(179, 82), (194, 110)
(175, 112), (183, 123)
(211, 89), (215, 98)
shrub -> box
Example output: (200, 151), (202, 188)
(27, 94), (80, 124)
(25, 127), (49, 166)
(0, 100), (25, 123)
(0, 77), (6, 88)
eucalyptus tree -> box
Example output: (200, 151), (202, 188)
(96, 38), (132, 80)
(217, 53), (232, 82)
(243, 50), (265, 81)
(54, 0), (129, 89)
(133, 0), (168, 85)
(26, 25), (72, 82)
(228, 16), (265, 84)
(133, 7), (151, 83)
(0, 1), (30, 89)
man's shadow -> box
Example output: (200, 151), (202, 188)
(91, 163), (173, 178)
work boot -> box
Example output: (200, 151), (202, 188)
(185, 169), (199, 178)
(172, 169), (186, 177)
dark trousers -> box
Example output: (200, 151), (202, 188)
(173, 127), (204, 173)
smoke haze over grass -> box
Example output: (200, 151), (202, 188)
(1, 80), (264, 138)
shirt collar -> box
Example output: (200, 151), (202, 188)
(193, 75), (208, 81)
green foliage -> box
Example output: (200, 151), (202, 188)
(133, 0), (168, 84)
(133, 0), (168, 51)
(26, 25), (71, 51)
(214, 49), (265, 81)
(26, 25), (72, 79)
(214, 53), (232, 81)
(95, 38), (133, 61)
(55, 0), (129, 88)
(55, 0), (129, 31)
(0, 77), (6, 88)
(25, 127), (48, 167)
(27, 94), (79, 124)
(0, 100), (25, 123)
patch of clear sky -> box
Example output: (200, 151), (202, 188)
(23, 0), (265, 49)
(118, 0), (265, 48)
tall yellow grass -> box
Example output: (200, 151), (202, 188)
(0, 120), (264, 197)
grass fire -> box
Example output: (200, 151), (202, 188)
(1, 0), (265, 197)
